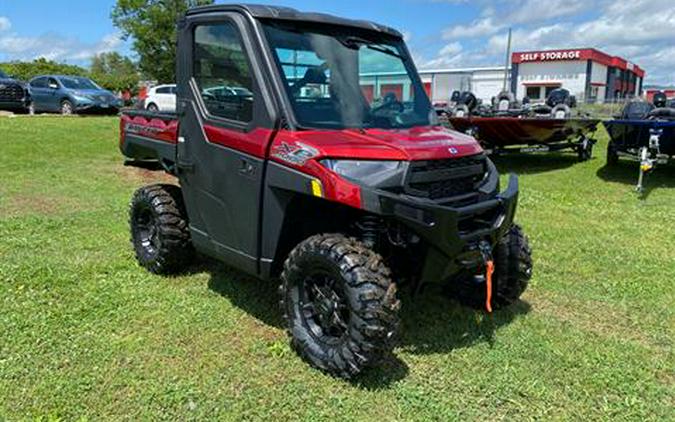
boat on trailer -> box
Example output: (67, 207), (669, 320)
(447, 89), (600, 161)
(604, 92), (675, 193)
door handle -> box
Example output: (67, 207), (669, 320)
(177, 160), (195, 173)
(238, 159), (256, 177)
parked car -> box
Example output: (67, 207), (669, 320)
(144, 84), (176, 112)
(0, 69), (32, 113)
(29, 75), (123, 115)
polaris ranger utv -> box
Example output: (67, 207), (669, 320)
(119, 4), (532, 378)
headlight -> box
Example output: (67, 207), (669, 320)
(321, 159), (403, 184)
(72, 95), (93, 103)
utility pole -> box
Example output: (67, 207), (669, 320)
(502, 28), (512, 93)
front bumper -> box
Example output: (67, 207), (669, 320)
(362, 174), (519, 283)
(0, 97), (31, 111)
(75, 101), (121, 113)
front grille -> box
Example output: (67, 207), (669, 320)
(0, 83), (25, 102)
(406, 154), (487, 201)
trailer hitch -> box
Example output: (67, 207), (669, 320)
(636, 129), (668, 194)
(479, 241), (494, 313)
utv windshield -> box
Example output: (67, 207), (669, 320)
(262, 22), (435, 130)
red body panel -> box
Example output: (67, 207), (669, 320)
(204, 125), (273, 158)
(121, 112), (483, 210)
(270, 126), (483, 161)
(120, 113), (178, 145)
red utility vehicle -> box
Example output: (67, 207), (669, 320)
(119, 4), (532, 378)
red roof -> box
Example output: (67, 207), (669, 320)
(512, 48), (645, 78)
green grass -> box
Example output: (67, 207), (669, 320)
(1, 116), (673, 420)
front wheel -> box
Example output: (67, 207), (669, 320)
(129, 184), (193, 275)
(280, 234), (400, 379)
(452, 224), (533, 310)
(61, 100), (74, 115)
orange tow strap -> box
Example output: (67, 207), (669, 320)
(485, 260), (494, 313)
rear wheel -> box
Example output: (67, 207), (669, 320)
(60, 100), (74, 115)
(452, 224), (532, 310)
(129, 184), (193, 275)
(280, 234), (400, 379)
(146, 103), (159, 112)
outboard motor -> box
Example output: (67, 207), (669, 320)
(653, 91), (667, 109)
(647, 91), (675, 120)
(546, 88), (572, 119)
(495, 91), (516, 112)
(451, 91), (478, 117)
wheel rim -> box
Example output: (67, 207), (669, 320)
(134, 206), (160, 259)
(300, 268), (350, 343)
(62, 102), (72, 115)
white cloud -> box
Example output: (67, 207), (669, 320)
(418, 42), (466, 69)
(443, 17), (500, 39)
(439, 41), (462, 56)
(502, 0), (589, 25)
(0, 17), (122, 63)
(418, 0), (675, 84)
(0, 16), (11, 32)
(442, 0), (589, 39)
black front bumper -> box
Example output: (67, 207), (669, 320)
(362, 174), (519, 283)
(0, 98), (31, 111)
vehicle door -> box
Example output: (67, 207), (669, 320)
(154, 86), (171, 111)
(176, 13), (277, 276)
(29, 77), (49, 111)
(46, 77), (62, 111)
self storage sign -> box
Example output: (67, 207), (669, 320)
(518, 50), (582, 62)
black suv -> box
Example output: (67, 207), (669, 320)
(0, 69), (32, 113)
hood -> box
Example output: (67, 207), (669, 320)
(0, 77), (22, 86)
(71, 89), (115, 97)
(276, 125), (484, 161)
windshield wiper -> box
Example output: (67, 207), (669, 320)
(365, 44), (405, 60)
(339, 37), (406, 61)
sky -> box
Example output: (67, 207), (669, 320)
(0, 0), (673, 85)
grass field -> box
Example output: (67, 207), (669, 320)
(1, 116), (673, 420)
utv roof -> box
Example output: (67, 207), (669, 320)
(187, 4), (402, 38)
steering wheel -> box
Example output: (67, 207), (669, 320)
(371, 99), (404, 114)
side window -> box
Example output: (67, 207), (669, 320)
(194, 22), (254, 122)
(156, 86), (171, 94)
(31, 77), (46, 88)
(48, 78), (59, 89)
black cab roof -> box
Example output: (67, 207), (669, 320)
(186, 3), (402, 38)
